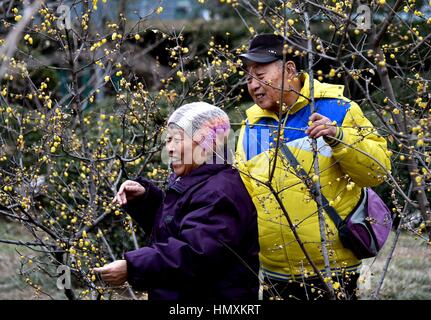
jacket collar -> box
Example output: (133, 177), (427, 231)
(245, 73), (345, 125)
(168, 164), (230, 194)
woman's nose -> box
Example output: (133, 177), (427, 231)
(166, 142), (174, 154)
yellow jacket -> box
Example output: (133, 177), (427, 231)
(235, 73), (391, 280)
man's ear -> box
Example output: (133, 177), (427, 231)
(284, 61), (297, 78)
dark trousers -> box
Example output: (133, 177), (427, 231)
(262, 272), (360, 300)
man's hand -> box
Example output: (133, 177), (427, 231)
(305, 113), (337, 139)
(93, 260), (128, 286)
(113, 180), (146, 206)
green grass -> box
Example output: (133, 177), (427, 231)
(0, 220), (144, 300)
(358, 231), (431, 300)
(1, 220), (430, 300)
(0, 219), (66, 300)
(0, 220), (37, 299)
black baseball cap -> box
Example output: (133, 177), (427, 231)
(239, 33), (306, 68)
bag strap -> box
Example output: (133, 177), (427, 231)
(279, 143), (344, 229)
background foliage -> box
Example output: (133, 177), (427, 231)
(0, 0), (430, 299)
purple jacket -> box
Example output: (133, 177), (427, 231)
(123, 164), (259, 300)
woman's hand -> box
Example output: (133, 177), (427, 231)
(113, 180), (146, 206)
(93, 260), (128, 286)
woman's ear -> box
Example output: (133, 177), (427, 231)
(191, 142), (207, 165)
(193, 132), (206, 148)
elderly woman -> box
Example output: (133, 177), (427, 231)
(94, 102), (259, 300)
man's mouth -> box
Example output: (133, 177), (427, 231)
(255, 93), (265, 100)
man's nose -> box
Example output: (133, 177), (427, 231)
(248, 77), (260, 92)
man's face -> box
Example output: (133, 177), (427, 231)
(246, 60), (295, 113)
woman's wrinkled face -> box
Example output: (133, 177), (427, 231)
(165, 126), (205, 177)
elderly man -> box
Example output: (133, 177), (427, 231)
(235, 34), (391, 300)
(95, 102), (259, 300)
